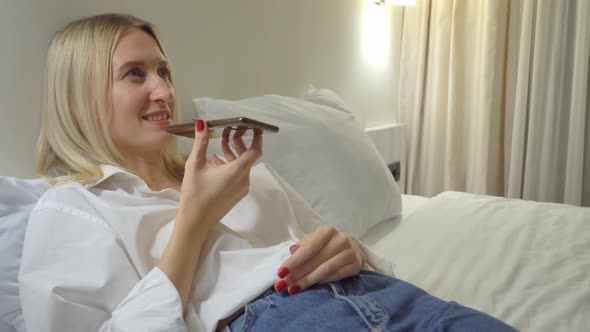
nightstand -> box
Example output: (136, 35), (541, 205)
(365, 123), (406, 193)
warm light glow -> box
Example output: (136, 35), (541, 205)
(361, 0), (391, 67)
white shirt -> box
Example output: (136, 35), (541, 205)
(19, 163), (394, 332)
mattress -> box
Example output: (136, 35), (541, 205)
(366, 191), (590, 331)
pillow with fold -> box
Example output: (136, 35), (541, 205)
(0, 177), (51, 332)
(193, 94), (402, 238)
(300, 83), (352, 114)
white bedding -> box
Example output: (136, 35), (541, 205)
(361, 194), (429, 247)
(367, 191), (590, 331)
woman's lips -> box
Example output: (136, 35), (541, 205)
(142, 110), (171, 126)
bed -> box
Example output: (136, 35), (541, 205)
(366, 193), (589, 331)
(1, 88), (589, 331)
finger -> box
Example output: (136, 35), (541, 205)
(221, 128), (237, 162)
(211, 154), (226, 166)
(289, 243), (300, 254)
(282, 238), (353, 286)
(190, 119), (209, 168)
(250, 128), (263, 151)
(222, 126), (232, 142)
(232, 130), (248, 155)
(277, 225), (338, 278)
(320, 263), (361, 284)
(243, 128), (263, 151)
(233, 135), (263, 169)
(286, 251), (357, 295)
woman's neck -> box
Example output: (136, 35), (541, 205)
(120, 154), (180, 191)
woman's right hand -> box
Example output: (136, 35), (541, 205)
(160, 119), (262, 310)
(177, 119), (263, 234)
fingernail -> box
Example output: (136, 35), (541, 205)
(288, 284), (301, 295)
(274, 279), (287, 292)
(277, 267), (289, 279)
(196, 119), (205, 132)
(289, 244), (300, 254)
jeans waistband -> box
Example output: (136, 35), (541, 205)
(215, 286), (275, 331)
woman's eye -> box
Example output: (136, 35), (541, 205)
(125, 68), (145, 78)
(157, 67), (170, 79)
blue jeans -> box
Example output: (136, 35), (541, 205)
(226, 270), (518, 332)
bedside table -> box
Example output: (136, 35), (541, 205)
(365, 123), (406, 193)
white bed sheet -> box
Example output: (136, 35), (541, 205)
(361, 194), (429, 247)
(366, 191), (590, 331)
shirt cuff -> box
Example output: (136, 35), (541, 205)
(105, 267), (187, 331)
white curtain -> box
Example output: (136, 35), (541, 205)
(506, 0), (590, 206)
(398, 0), (590, 206)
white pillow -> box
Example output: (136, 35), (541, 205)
(0, 177), (51, 332)
(194, 95), (402, 238)
(300, 83), (352, 114)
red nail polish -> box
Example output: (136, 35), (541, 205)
(289, 244), (300, 254)
(288, 284), (301, 295)
(278, 267), (289, 279)
(274, 279), (287, 292)
(196, 119), (204, 132)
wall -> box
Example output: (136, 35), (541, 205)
(0, 0), (76, 178)
(0, 0), (402, 177)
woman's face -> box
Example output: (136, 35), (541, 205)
(110, 27), (175, 157)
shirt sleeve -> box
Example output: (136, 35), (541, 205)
(264, 164), (395, 277)
(18, 203), (192, 332)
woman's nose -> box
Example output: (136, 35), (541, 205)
(149, 76), (174, 104)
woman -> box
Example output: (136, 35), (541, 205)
(19, 13), (517, 332)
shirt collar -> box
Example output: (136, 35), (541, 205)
(84, 164), (142, 189)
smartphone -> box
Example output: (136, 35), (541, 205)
(165, 117), (279, 139)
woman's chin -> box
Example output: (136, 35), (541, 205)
(134, 136), (175, 154)
(154, 136), (175, 151)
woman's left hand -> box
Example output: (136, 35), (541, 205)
(274, 224), (366, 295)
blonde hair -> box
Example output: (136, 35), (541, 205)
(36, 13), (185, 185)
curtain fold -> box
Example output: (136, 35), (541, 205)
(563, 0), (589, 205)
(399, 0), (509, 197)
(398, 0), (431, 196)
(398, 0), (590, 206)
(508, 0), (590, 206)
